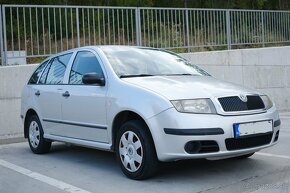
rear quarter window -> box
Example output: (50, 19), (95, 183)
(28, 61), (48, 84)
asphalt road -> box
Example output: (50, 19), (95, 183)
(1, 112), (290, 193)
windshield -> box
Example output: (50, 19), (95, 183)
(101, 47), (210, 78)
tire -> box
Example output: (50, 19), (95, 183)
(116, 120), (159, 180)
(234, 152), (255, 159)
(27, 115), (51, 154)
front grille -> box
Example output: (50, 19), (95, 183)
(218, 95), (265, 112)
(225, 133), (273, 151)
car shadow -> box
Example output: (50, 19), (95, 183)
(46, 142), (266, 182)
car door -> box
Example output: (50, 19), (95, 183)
(60, 50), (108, 143)
(35, 53), (73, 135)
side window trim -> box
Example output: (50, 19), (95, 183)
(40, 59), (53, 85)
(62, 51), (77, 84)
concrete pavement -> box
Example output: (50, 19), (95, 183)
(0, 112), (290, 193)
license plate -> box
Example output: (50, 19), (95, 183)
(233, 120), (273, 138)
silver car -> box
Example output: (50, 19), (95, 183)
(21, 46), (280, 179)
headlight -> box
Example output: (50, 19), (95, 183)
(171, 99), (217, 114)
(260, 95), (273, 110)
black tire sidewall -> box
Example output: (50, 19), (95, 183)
(27, 115), (50, 154)
(116, 120), (158, 180)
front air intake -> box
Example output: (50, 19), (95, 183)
(225, 133), (273, 151)
(184, 140), (219, 154)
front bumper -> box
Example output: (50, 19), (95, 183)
(146, 107), (280, 161)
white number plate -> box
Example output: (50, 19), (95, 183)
(233, 120), (273, 138)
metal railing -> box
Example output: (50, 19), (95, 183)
(0, 5), (3, 66)
(1, 5), (290, 65)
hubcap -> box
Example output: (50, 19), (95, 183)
(29, 121), (40, 148)
(119, 131), (143, 172)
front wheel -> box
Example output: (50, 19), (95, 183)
(27, 115), (51, 154)
(116, 120), (158, 180)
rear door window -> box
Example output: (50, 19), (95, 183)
(40, 53), (72, 85)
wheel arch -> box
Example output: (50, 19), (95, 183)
(111, 110), (155, 151)
(24, 109), (39, 138)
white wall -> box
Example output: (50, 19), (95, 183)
(0, 65), (37, 141)
(0, 46), (290, 141)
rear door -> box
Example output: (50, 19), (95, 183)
(35, 53), (73, 135)
(60, 50), (108, 143)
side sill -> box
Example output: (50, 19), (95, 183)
(44, 134), (113, 151)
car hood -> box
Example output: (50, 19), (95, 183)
(123, 75), (261, 100)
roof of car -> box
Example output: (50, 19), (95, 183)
(42, 45), (169, 63)
(43, 45), (163, 61)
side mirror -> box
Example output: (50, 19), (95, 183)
(82, 73), (105, 86)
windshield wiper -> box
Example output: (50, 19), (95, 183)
(120, 74), (154, 78)
(162, 73), (198, 76)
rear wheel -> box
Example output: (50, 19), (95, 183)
(28, 115), (51, 154)
(116, 120), (158, 180)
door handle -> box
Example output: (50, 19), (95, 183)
(35, 90), (40, 96)
(62, 91), (70, 97)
